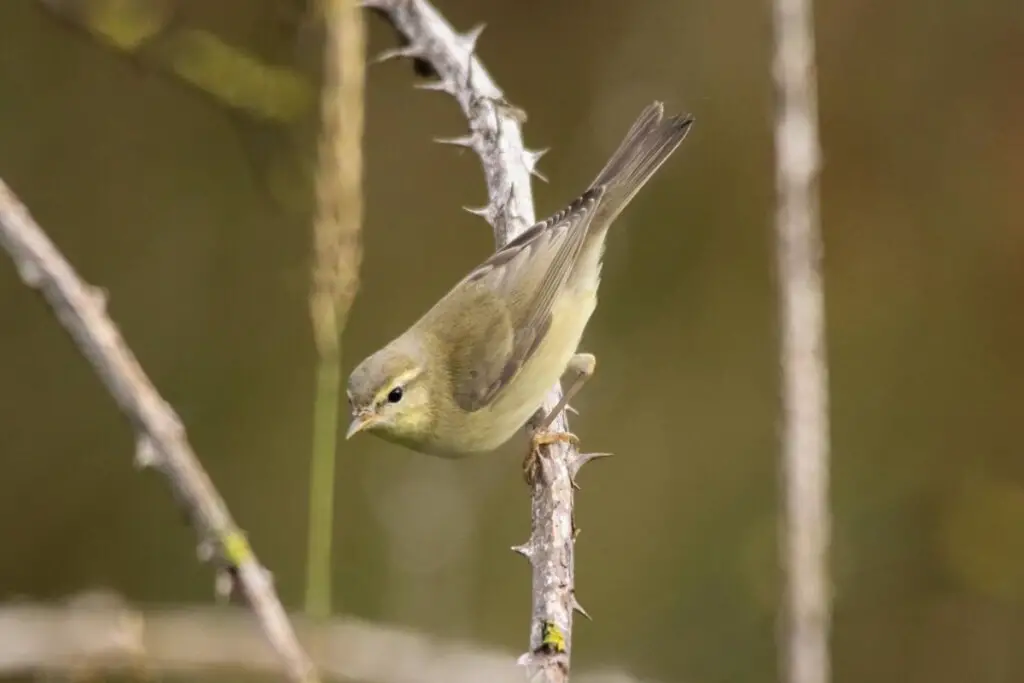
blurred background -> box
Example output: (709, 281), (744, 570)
(1, 0), (1023, 682)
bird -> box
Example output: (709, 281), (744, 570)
(345, 101), (693, 483)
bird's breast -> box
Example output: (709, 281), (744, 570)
(452, 285), (598, 453)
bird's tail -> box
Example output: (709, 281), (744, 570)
(588, 102), (693, 225)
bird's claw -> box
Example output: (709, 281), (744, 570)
(523, 430), (580, 486)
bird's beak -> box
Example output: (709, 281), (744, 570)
(346, 411), (378, 440)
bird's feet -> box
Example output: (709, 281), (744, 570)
(523, 429), (580, 486)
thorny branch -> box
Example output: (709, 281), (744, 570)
(0, 179), (318, 683)
(362, 0), (594, 679)
(771, 0), (832, 679)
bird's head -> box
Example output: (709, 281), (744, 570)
(346, 337), (437, 447)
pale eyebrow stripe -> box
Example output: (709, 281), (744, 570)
(371, 368), (422, 404)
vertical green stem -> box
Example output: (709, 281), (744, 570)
(305, 350), (341, 617)
(305, 0), (364, 621)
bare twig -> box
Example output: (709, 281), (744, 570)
(0, 595), (651, 683)
(306, 0), (367, 619)
(0, 180), (318, 683)
(362, 0), (584, 679)
(771, 0), (832, 679)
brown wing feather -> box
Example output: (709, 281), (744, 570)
(442, 284), (515, 412)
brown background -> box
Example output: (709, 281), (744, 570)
(1, 0), (1023, 682)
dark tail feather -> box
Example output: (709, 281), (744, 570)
(589, 101), (693, 224)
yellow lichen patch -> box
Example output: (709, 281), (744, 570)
(221, 529), (255, 567)
(941, 471), (1024, 602)
(539, 620), (566, 654)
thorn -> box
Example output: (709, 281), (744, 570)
(523, 148), (549, 183)
(573, 526), (581, 541)
(571, 593), (592, 621)
(214, 569), (235, 602)
(373, 44), (423, 64)
(456, 23), (486, 55)
(511, 542), (534, 560)
(134, 435), (159, 469)
(525, 147), (549, 165)
(569, 452), (612, 484)
(564, 404), (579, 416)
(434, 134), (475, 149)
(196, 538), (216, 563)
(16, 260), (42, 286)
(462, 204), (494, 222)
(415, 78), (455, 94)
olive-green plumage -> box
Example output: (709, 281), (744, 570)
(347, 102), (693, 455)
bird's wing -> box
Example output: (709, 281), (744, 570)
(444, 102), (693, 413)
(446, 188), (604, 413)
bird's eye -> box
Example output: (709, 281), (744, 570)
(387, 387), (404, 403)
